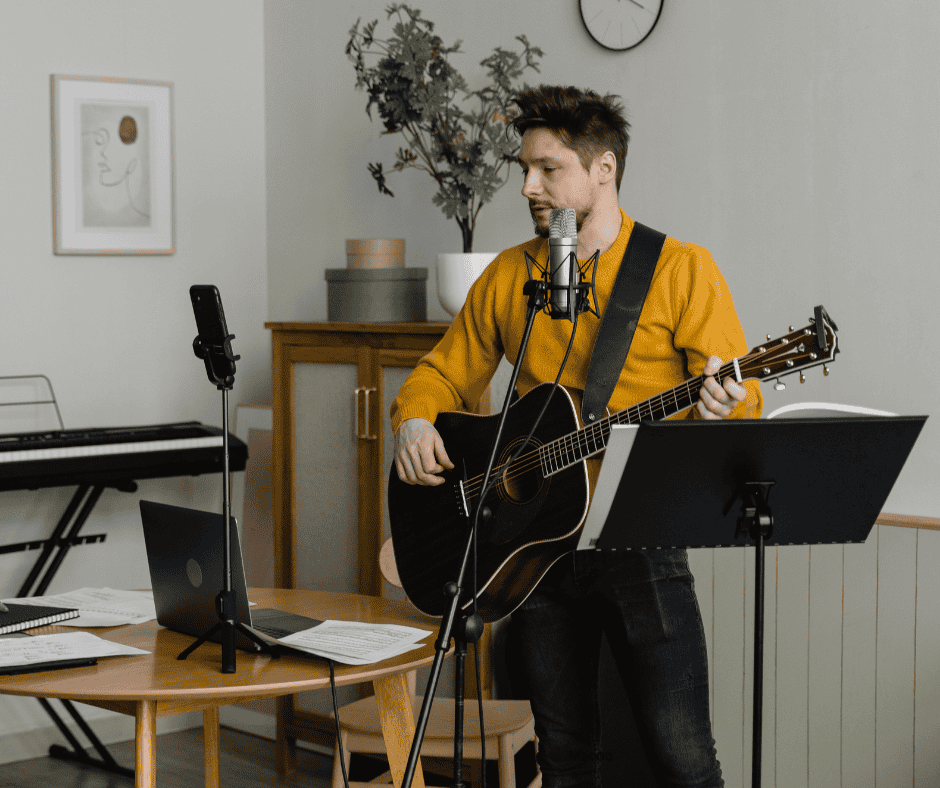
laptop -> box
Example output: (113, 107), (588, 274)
(139, 500), (321, 652)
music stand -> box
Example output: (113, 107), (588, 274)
(580, 415), (927, 788)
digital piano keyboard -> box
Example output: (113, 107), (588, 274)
(0, 421), (247, 491)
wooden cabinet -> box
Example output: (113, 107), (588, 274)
(266, 320), (456, 748)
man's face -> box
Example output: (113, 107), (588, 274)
(519, 128), (601, 238)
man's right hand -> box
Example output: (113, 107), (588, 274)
(394, 417), (454, 486)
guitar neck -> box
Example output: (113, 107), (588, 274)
(539, 361), (739, 477)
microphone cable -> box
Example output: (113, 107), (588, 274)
(467, 304), (582, 788)
(479, 306), (583, 509)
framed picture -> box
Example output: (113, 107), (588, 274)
(51, 75), (174, 255)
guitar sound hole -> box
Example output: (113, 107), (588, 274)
(497, 436), (544, 504)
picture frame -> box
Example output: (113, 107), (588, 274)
(51, 75), (174, 255)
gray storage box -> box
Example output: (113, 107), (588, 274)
(325, 267), (428, 322)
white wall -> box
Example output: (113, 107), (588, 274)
(265, 0), (939, 518)
(0, 0), (269, 756)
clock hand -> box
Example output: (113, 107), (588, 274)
(627, 0), (646, 9)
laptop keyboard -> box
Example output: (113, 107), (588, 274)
(253, 624), (291, 639)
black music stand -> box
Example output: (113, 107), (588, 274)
(581, 415), (927, 788)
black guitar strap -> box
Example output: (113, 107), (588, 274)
(581, 221), (666, 425)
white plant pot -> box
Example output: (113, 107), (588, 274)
(436, 252), (497, 317)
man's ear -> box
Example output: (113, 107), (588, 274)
(595, 151), (617, 185)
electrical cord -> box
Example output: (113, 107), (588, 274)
(329, 659), (351, 788)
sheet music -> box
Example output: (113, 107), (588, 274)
(577, 424), (639, 550)
(764, 401), (897, 419)
(0, 631), (149, 669)
(277, 620), (431, 666)
(1, 588), (157, 627)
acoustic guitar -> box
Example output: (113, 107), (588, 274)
(388, 307), (839, 622)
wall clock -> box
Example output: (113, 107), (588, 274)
(579, 0), (664, 52)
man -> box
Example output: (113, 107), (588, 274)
(391, 85), (762, 787)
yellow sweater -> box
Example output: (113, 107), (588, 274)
(391, 210), (763, 433)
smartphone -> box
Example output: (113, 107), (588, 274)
(190, 284), (238, 384)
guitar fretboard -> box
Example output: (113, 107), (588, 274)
(538, 362), (738, 477)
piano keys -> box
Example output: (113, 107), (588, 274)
(0, 422), (247, 491)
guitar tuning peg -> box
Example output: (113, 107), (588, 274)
(789, 326), (794, 331)
(799, 372), (805, 384)
(766, 334), (772, 341)
(823, 365), (830, 376)
(774, 379), (786, 391)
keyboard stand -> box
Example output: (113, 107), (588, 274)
(11, 481), (139, 780)
(1, 375), (134, 778)
(13, 483), (128, 598)
(39, 698), (135, 780)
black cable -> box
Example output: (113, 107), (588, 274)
(479, 307), (582, 507)
(470, 308), (580, 788)
(474, 638), (487, 788)
(329, 659), (351, 788)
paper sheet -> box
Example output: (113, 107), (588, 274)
(0, 631), (149, 669)
(577, 424), (639, 550)
(277, 620), (431, 666)
(1, 588), (157, 627)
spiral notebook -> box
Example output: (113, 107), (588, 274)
(0, 603), (80, 635)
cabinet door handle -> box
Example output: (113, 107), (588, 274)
(353, 387), (378, 440)
(353, 386), (365, 440)
(362, 387), (378, 440)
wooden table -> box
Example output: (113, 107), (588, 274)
(0, 588), (438, 788)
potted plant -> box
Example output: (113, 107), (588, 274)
(346, 4), (543, 315)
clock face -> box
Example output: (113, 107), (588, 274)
(579, 0), (664, 52)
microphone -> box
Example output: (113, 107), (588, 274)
(522, 208), (598, 320)
(548, 208), (578, 321)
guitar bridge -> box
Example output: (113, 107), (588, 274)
(455, 479), (469, 519)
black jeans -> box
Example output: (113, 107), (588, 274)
(513, 549), (723, 788)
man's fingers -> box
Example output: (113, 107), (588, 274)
(434, 435), (455, 470)
(395, 455), (418, 485)
(394, 418), (455, 486)
(703, 355), (722, 376)
(416, 443), (444, 476)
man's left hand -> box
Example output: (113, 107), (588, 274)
(697, 355), (746, 419)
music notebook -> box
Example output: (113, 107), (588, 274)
(0, 603), (79, 635)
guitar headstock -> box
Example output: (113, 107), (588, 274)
(737, 305), (840, 387)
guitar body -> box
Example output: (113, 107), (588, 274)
(387, 383), (590, 622)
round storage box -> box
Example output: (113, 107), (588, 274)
(325, 267), (428, 322)
(345, 238), (406, 269)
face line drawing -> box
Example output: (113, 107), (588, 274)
(85, 123), (149, 219)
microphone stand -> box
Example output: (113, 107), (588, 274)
(178, 302), (278, 673)
(401, 278), (550, 788)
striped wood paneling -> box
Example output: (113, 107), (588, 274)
(687, 521), (940, 788)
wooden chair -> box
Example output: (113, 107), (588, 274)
(330, 539), (541, 788)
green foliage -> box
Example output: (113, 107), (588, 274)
(346, 4), (543, 252)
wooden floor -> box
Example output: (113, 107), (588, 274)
(0, 726), (335, 788)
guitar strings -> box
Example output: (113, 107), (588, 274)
(459, 341), (823, 501)
(460, 362), (732, 500)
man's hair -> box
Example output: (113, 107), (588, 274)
(510, 85), (630, 191)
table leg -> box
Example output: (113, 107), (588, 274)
(135, 700), (156, 788)
(275, 695), (297, 774)
(203, 707), (221, 788)
(373, 672), (425, 788)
